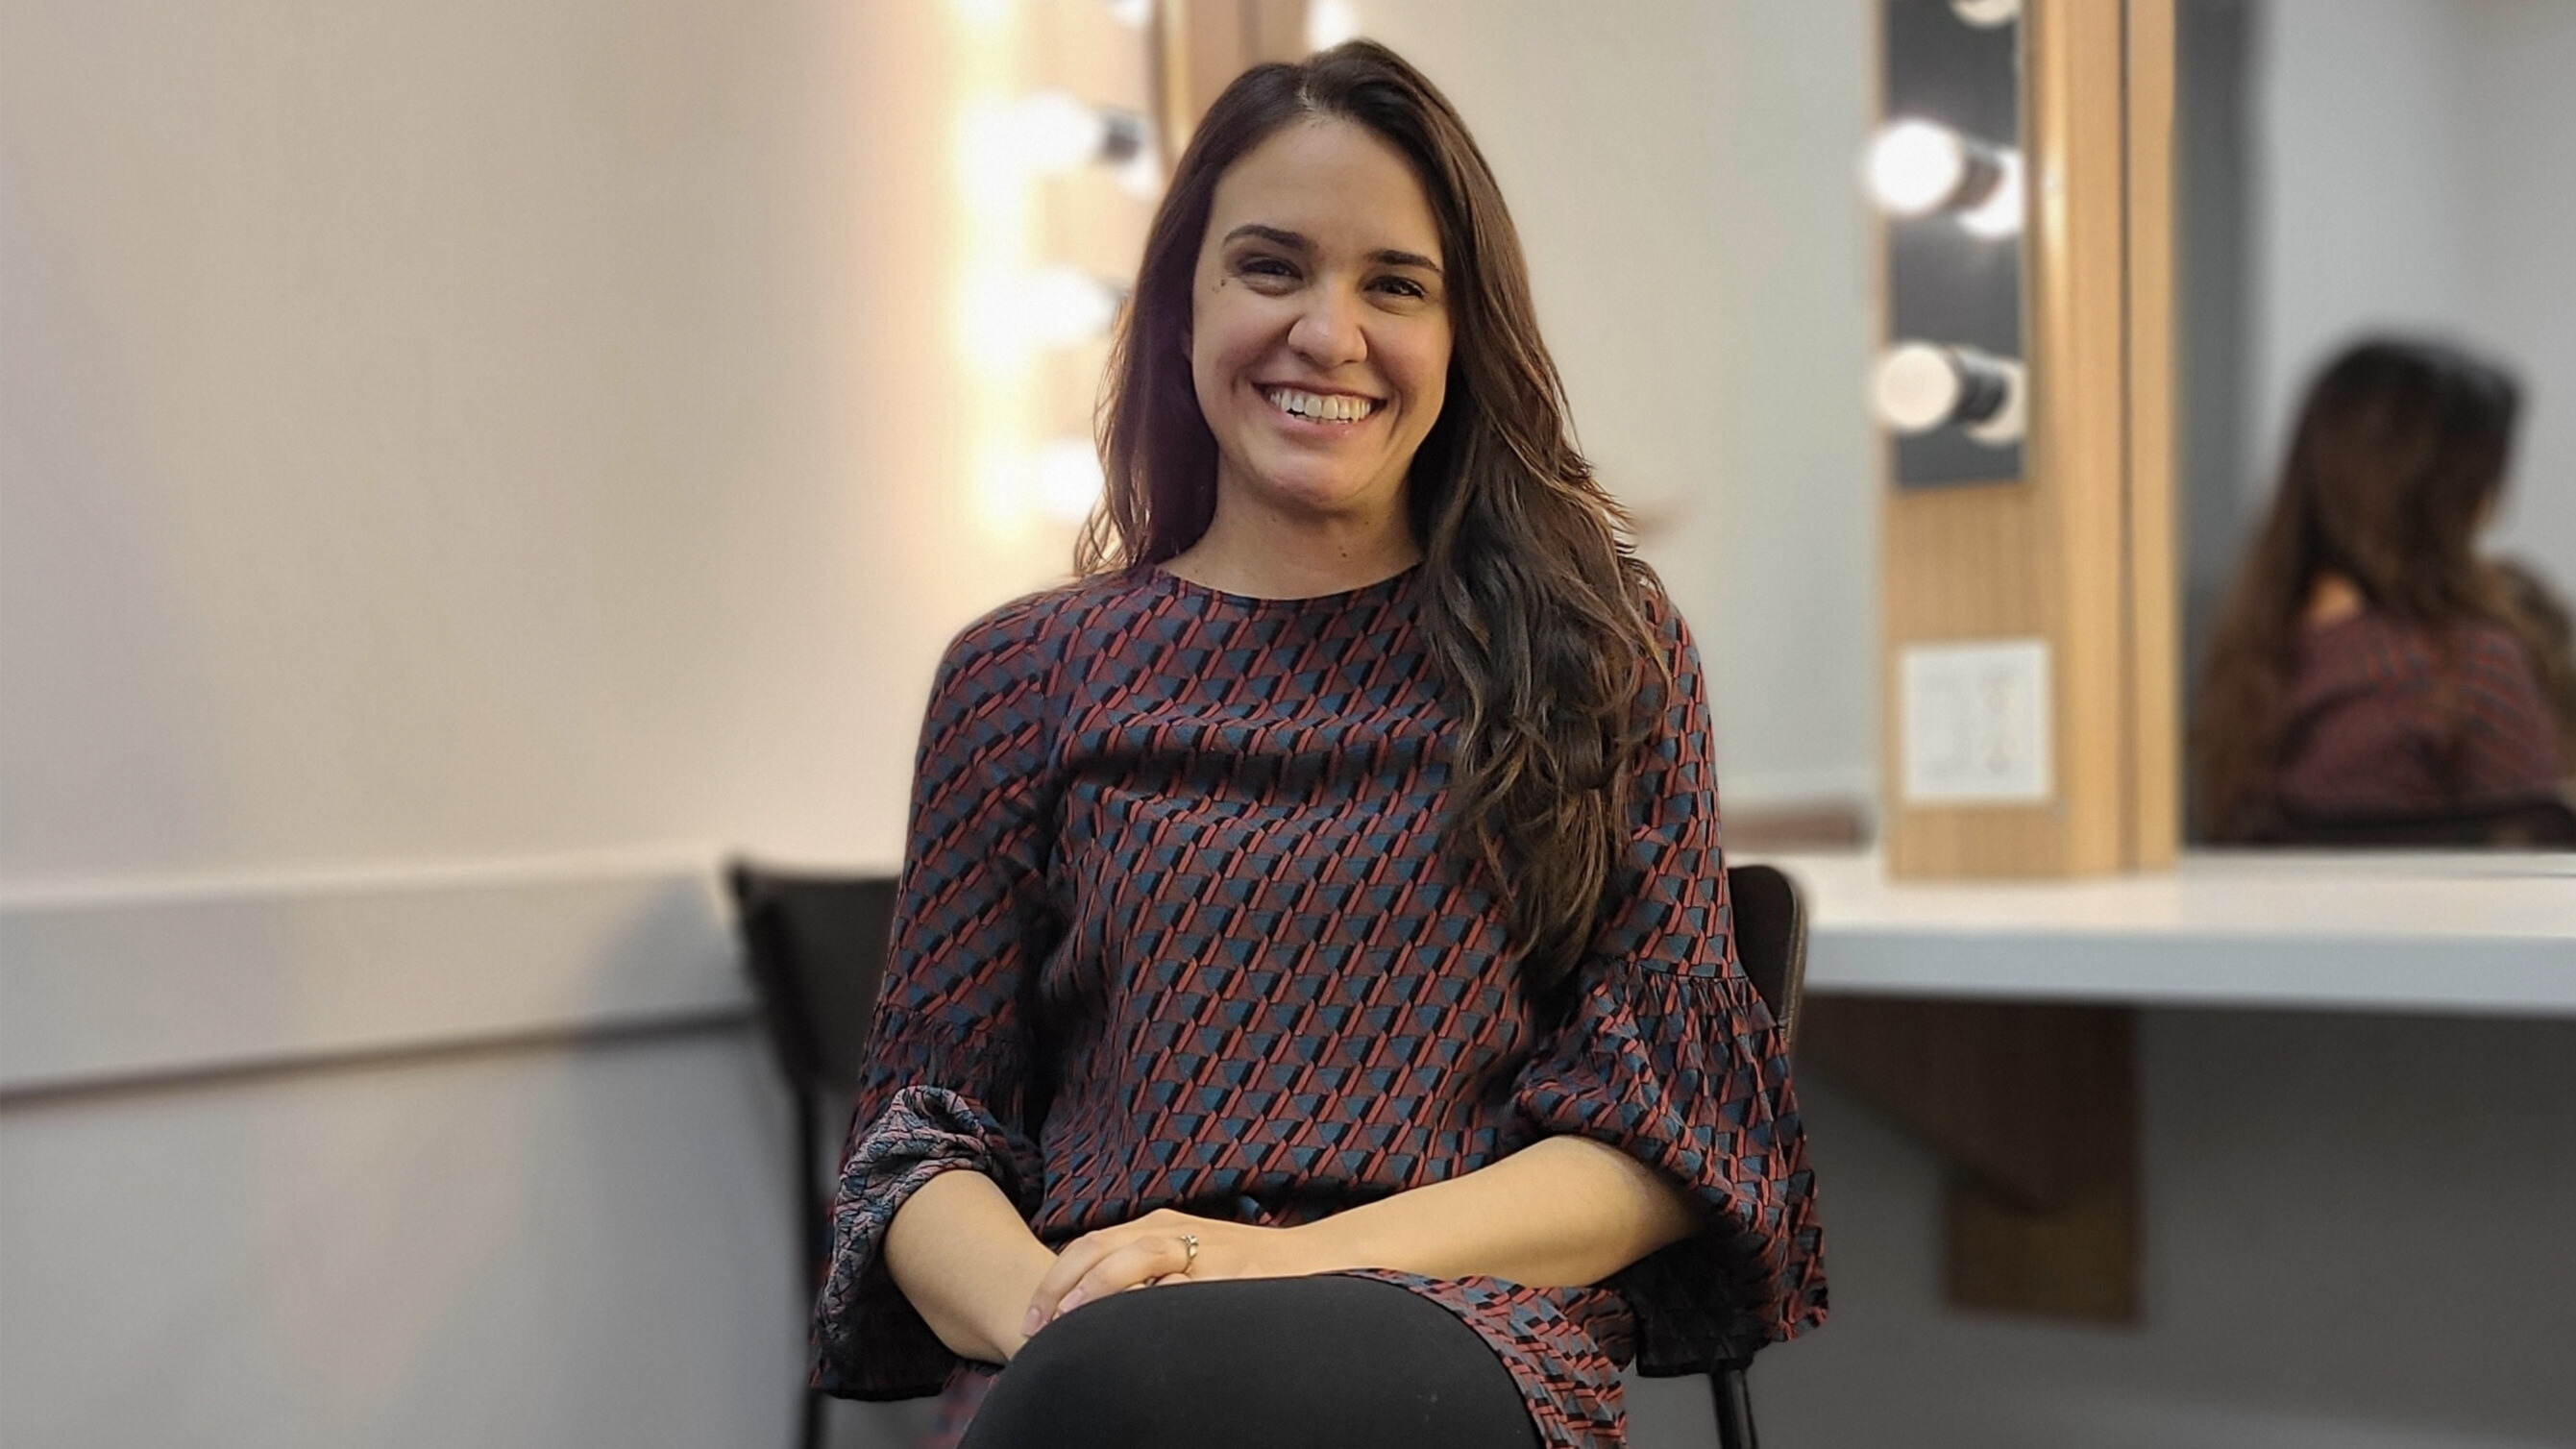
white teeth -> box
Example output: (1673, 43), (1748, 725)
(1263, 386), (1375, 423)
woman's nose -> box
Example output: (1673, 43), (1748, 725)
(1287, 288), (1367, 368)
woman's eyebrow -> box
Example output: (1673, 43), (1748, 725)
(1222, 224), (1443, 274)
(1224, 223), (1313, 252)
(1370, 248), (1443, 275)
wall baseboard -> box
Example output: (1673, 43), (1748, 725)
(0, 852), (752, 1097)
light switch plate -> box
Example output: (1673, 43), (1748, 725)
(1901, 638), (2052, 804)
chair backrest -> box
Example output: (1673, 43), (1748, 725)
(2260, 796), (2576, 849)
(725, 863), (899, 1095)
(1724, 862), (1808, 1048)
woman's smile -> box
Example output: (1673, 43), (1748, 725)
(1187, 117), (1453, 534)
(1258, 384), (1383, 426)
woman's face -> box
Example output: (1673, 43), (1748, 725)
(1189, 118), (1453, 530)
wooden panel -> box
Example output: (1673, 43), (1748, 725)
(1881, 0), (2178, 879)
(2027, 0), (2132, 878)
(1803, 995), (2139, 1321)
(2125, 0), (2182, 868)
(1156, 0), (1311, 155)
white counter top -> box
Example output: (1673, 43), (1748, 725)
(1761, 849), (2576, 1018)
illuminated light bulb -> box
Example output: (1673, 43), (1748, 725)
(957, 101), (1027, 215)
(1865, 120), (2019, 234)
(1867, 120), (1970, 216)
(1016, 91), (1147, 175)
(1950, 0), (2021, 27)
(1116, 144), (1165, 199)
(1105, 0), (1153, 28)
(1874, 342), (1965, 432)
(1017, 90), (1109, 174)
(1872, 342), (2025, 446)
(1024, 266), (1124, 348)
(1032, 438), (1106, 524)
(1307, 0), (1362, 50)
(1959, 149), (2024, 238)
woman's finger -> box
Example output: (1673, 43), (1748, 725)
(1057, 1236), (1191, 1317)
(1024, 1229), (1128, 1332)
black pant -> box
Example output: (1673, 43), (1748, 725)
(958, 1275), (1542, 1449)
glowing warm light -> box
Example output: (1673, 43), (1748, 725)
(1105, 0), (1154, 28)
(1950, 0), (2021, 27)
(1307, 0), (1362, 50)
(1117, 149), (1164, 199)
(1959, 150), (2024, 238)
(954, 3), (1035, 530)
(1866, 119), (2022, 236)
(1866, 120), (1969, 217)
(1025, 266), (1123, 348)
(1017, 90), (1111, 174)
(1032, 438), (1106, 524)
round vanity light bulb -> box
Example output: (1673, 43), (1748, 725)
(1017, 90), (1111, 175)
(1873, 342), (2026, 445)
(1874, 342), (1968, 433)
(1867, 120), (1969, 217)
(1032, 438), (1106, 525)
(1307, 0), (1362, 50)
(1024, 265), (1123, 348)
(1950, 0), (2022, 27)
(1105, 0), (1154, 29)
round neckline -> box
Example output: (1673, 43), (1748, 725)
(1152, 561), (1419, 609)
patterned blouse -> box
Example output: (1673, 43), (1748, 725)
(811, 565), (1828, 1448)
(2277, 612), (2567, 819)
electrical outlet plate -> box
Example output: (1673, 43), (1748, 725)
(1901, 638), (2052, 804)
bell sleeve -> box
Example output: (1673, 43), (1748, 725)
(1508, 596), (1828, 1374)
(810, 596), (1065, 1399)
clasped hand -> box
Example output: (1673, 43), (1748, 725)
(1019, 1207), (1322, 1341)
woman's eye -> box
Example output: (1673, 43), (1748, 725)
(1373, 276), (1429, 301)
(1237, 257), (1298, 282)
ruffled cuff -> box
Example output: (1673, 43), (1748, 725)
(809, 1086), (1043, 1398)
(1512, 963), (1827, 1374)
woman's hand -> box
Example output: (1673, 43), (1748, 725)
(1021, 1208), (1332, 1336)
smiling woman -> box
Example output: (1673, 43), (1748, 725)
(1174, 121), (1452, 588)
(811, 41), (1825, 1449)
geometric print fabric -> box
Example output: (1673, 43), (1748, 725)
(811, 566), (1827, 1449)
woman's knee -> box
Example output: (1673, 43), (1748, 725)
(965, 1291), (1180, 1447)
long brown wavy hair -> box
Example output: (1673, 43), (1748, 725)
(1077, 41), (1664, 995)
(2192, 337), (2538, 840)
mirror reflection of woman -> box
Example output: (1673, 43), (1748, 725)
(2194, 338), (2576, 843)
(811, 43), (1825, 1449)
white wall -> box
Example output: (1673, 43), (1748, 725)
(2455, 0), (2576, 586)
(0, 0), (1045, 1444)
(2, 1032), (807, 1448)
(1359, 0), (1883, 812)
(2245, 0), (2576, 595)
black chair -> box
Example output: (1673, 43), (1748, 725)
(726, 862), (900, 1449)
(727, 859), (1810, 1449)
(2255, 796), (2576, 849)
(1705, 861), (1808, 1449)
